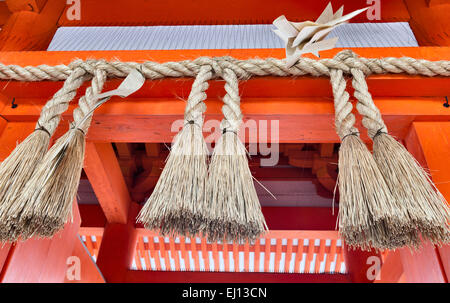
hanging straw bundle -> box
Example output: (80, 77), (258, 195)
(347, 51), (450, 247)
(202, 68), (267, 242)
(0, 67), (88, 242)
(330, 51), (403, 251)
(137, 65), (212, 237)
(14, 68), (108, 239)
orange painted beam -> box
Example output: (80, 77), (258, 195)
(84, 142), (131, 223)
(0, 122), (35, 161)
(57, 0), (409, 26)
(0, 0), (65, 51)
(1, 47), (449, 66)
(0, 2), (12, 27)
(6, 0), (48, 13)
(3, 96), (449, 144)
(125, 270), (351, 283)
(405, 0), (450, 46)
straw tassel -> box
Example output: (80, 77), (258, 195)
(202, 68), (267, 242)
(137, 65), (212, 237)
(0, 67), (88, 242)
(330, 52), (400, 251)
(348, 51), (450, 247)
(14, 68), (107, 239)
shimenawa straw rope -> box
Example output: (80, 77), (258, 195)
(346, 50), (450, 248)
(137, 64), (212, 237)
(330, 51), (402, 251)
(15, 67), (108, 239)
(202, 67), (267, 242)
(0, 66), (89, 242)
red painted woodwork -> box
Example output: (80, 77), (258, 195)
(0, 0), (448, 282)
(64, 237), (105, 283)
(58, 0), (409, 27)
(437, 246), (450, 281)
(0, 0), (65, 51)
(0, 200), (81, 283)
(125, 270), (351, 283)
(375, 250), (404, 283)
(0, 243), (12, 276)
(0, 122), (35, 161)
(402, 122), (450, 283)
(399, 243), (447, 283)
(78, 204), (107, 228)
(2, 96), (450, 144)
(84, 142), (132, 223)
(95, 203), (139, 282)
(6, 0), (48, 13)
(343, 246), (381, 283)
(262, 207), (337, 230)
(405, 0), (450, 46)
(0, 2), (12, 27)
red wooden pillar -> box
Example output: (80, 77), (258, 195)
(401, 121), (450, 283)
(95, 203), (139, 282)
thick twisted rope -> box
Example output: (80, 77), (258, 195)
(221, 68), (242, 133)
(184, 65), (213, 126)
(339, 51), (388, 139)
(72, 67), (107, 134)
(329, 52), (359, 140)
(36, 67), (88, 135)
(1, 55), (449, 82)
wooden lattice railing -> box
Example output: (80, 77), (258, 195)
(79, 227), (346, 274)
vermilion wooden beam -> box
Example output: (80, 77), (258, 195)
(6, 0), (48, 13)
(0, 0), (65, 51)
(2, 97), (449, 143)
(0, 2), (12, 27)
(57, 0), (409, 26)
(84, 142), (132, 223)
(125, 270), (351, 283)
(0, 47), (449, 66)
(405, 0), (450, 46)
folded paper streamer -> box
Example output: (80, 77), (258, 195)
(273, 2), (369, 67)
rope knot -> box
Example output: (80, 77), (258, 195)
(194, 57), (223, 77)
(334, 50), (371, 76)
